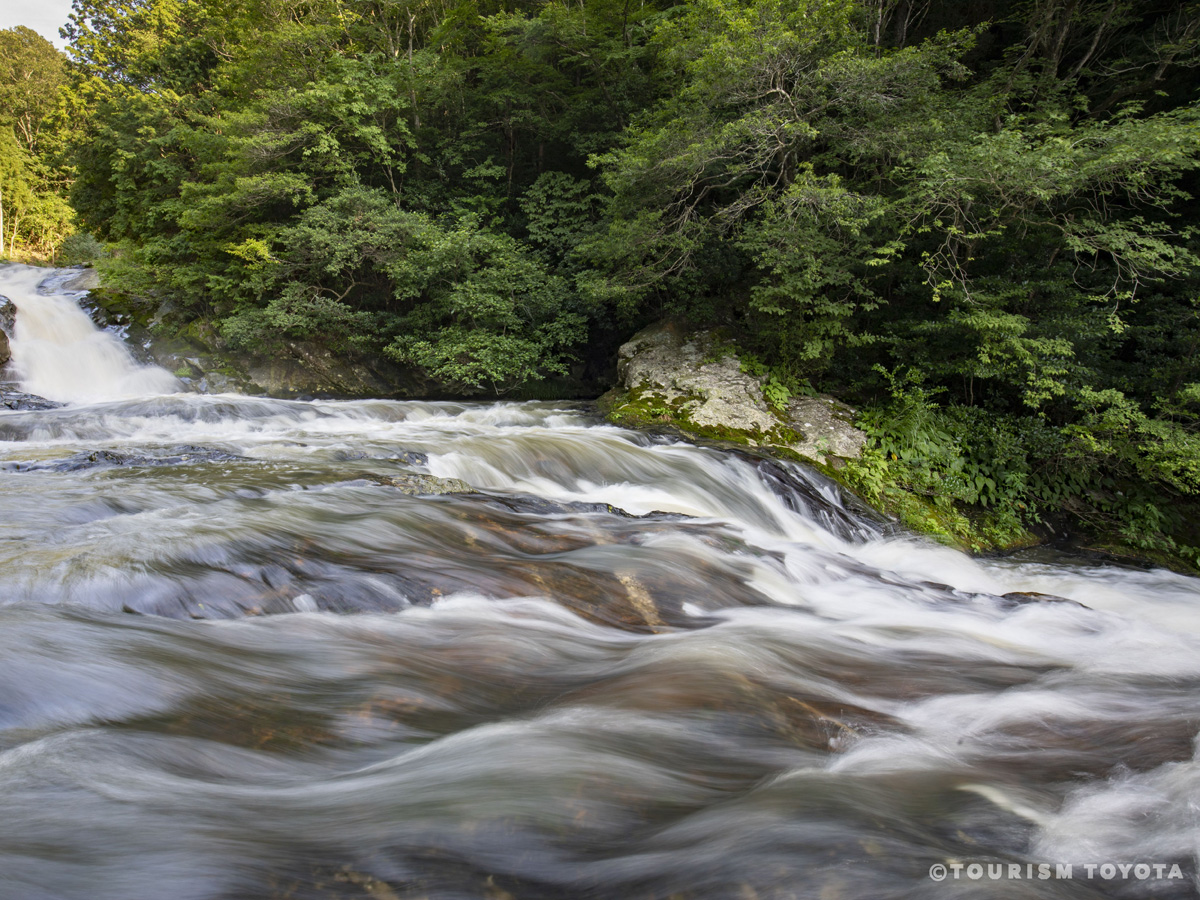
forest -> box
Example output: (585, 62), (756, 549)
(2, 0), (1200, 564)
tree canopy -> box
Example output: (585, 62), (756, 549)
(0, 26), (71, 258)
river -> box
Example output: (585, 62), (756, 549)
(0, 263), (1197, 900)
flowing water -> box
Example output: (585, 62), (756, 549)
(3, 266), (179, 403)
(0, 264), (1198, 900)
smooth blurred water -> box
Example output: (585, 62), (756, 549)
(1, 266), (1198, 900)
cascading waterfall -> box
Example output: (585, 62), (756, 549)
(1, 264), (178, 402)
(0, 265), (1198, 900)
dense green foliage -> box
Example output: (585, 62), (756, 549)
(61, 0), (668, 391)
(0, 26), (73, 258)
(37, 0), (1200, 559)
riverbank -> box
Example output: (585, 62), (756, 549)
(601, 322), (1199, 574)
(598, 323), (1039, 557)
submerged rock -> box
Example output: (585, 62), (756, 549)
(100, 483), (777, 631)
(465, 491), (678, 520)
(607, 322), (866, 465)
(4, 445), (246, 472)
(1000, 591), (1090, 610)
(0, 390), (63, 411)
(368, 473), (477, 495)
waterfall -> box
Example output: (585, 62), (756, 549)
(0, 264), (178, 402)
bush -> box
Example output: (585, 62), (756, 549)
(56, 232), (106, 266)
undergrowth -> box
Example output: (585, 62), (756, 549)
(842, 369), (1200, 570)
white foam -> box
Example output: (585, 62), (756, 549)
(2, 264), (179, 402)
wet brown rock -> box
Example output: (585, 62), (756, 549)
(616, 572), (665, 629)
(523, 564), (668, 633)
(561, 666), (901, 752)
(148, 697), (339, 752)
(332, 866), (402, 900)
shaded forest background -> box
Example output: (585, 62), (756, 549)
(2, 0), (1200, 563)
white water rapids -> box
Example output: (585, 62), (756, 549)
(0, 265), (1198, 900)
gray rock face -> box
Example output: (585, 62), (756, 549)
(0, 296), (14, 332)
(3, 445), (245, 472)
(245, 340), (431, 399)
(0, 296), (14, 367)
(785, 395), (868, 461)
(614, 322), (866, 463)
(617, 324), (778, 434)
(60, 268), (101, 292)
(0, 390), (62, 411)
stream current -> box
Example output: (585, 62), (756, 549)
(0, 264), (1198, 900)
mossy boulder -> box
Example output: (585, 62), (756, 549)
(606, 323), (866, 466)
(603, 323), (1046, 557)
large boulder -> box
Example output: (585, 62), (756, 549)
(616, 323), (778, 434)
(60, 268), (101, 292)
(606, 323), (866, 465)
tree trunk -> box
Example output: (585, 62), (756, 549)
(409, 12), (421, 130)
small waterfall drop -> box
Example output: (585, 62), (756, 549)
(0, 264), (178, 403)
